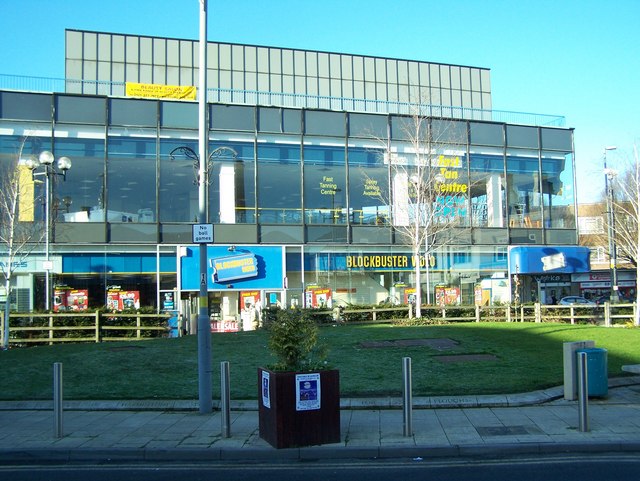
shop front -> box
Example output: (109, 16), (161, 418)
(508, 246), (591, 304)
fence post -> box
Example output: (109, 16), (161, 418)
(475, 305), (480, 322)
(136, 314), (142, 340)
(441, 307), (446, 319)
(95, 311), (100, 342)
(372, 306), (377, 322)
(49, 315), (54, 345)
(535, 303), (541, 323)
(570, 306), (575, 325)
(604, 302), (611, 327)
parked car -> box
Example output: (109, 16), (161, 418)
(558, 296), (596, 306)
(595, 294), (634, 305)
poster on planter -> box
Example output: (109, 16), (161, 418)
(295, 373), (321, 411)
(261, 370), (271, 408)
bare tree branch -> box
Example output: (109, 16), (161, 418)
(0, 135), (46, 349)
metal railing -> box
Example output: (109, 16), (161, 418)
(0, 73), (565, 127)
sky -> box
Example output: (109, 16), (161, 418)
(0, 0), (637, 203)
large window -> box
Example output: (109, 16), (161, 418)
(53, 135), (106, 224)
(469, 150), (505, 228)
(348, 147), (388, 225)
(303, 144), (346, 224)
(506, 150), (541, 228)
(209, 139), (256, 223)
(159, 137), (198, 223)
(257, 141), (301, 223)
(106, 131), (157, 222)
(542, 151), (575, 229)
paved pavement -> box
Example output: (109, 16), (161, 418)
(2, 376), (640, 464)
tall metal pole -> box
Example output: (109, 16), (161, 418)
(604, 146), (618, 303)
(44, 169), (51, 311)
(197, 0), (212, 414)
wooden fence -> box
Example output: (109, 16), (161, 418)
(1, 302), (637, 347)
(310, 302), (639, 326)
(0, 312), (171, 346)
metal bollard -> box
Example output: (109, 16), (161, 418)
(53, 362), (63, 438)
(577, 351), (589, 432)
(221, 361), (231, 438)
(402, 357), (412, 437)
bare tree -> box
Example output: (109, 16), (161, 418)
(607, 143), (640, 324)
(369, 107), (468, 317)
(0, 137), (45, 349)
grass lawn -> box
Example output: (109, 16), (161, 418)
(2, 322), (640, 401)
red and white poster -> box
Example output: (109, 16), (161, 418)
(305, 287), (332, 308)
(107, 290), (140, 311)
(404, 287), (416, 305)
(210, 320), (239, 333)
(435, 286), (461, 306)
(54, 287), (88, 312)
(66, 289), (89, 311)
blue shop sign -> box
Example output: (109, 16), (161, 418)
(509, 246), (590, 274)
(211, 253), (258, 282)
(181, 246), (283, 290)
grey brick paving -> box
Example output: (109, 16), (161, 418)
(3, 377), (640, 462)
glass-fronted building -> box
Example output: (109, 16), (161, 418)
(0, 29), (585, 317)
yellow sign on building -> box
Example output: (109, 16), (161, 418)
(125, 82), (196, 101)
(18, 164), (35, 222)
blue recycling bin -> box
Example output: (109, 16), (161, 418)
(576, 348), (608, 397)
(168, 315), (179, 338)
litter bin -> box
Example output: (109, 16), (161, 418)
(167, 315), (179, 338)
(576, 348), (608, 397)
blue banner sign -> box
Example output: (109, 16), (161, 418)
(181, 246), (283, 290)
(211, 253), (258, 282)
(509, 246), (590, 274)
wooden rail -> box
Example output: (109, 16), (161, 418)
(0, 312), (171, 346)
(1, 302), (637, 347)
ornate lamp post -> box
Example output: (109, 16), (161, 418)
(170, 144), (237, 414)
(25, 151), (72, 311)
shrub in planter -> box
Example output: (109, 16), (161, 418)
(267, 308), (328, 371)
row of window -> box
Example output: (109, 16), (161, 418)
(0, 91), (570, 149)
(0, 132), (575, 231)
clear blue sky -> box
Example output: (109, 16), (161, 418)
(1, 0), (637, 203)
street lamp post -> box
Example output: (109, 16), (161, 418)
(170, 144), (237, 414)
(604, 146), (618, 303)
(26, 151), (72, 311)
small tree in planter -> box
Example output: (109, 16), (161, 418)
(258, 308), (340, 449)
(268, 308), (327, 371)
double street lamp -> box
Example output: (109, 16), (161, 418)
(603, 146), (618, 303)
(25, 151), (72, 311)
(170, 144), (237, 414)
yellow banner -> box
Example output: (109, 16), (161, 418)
(18, 164), (35, 222)
(125, 82), (196, 100)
